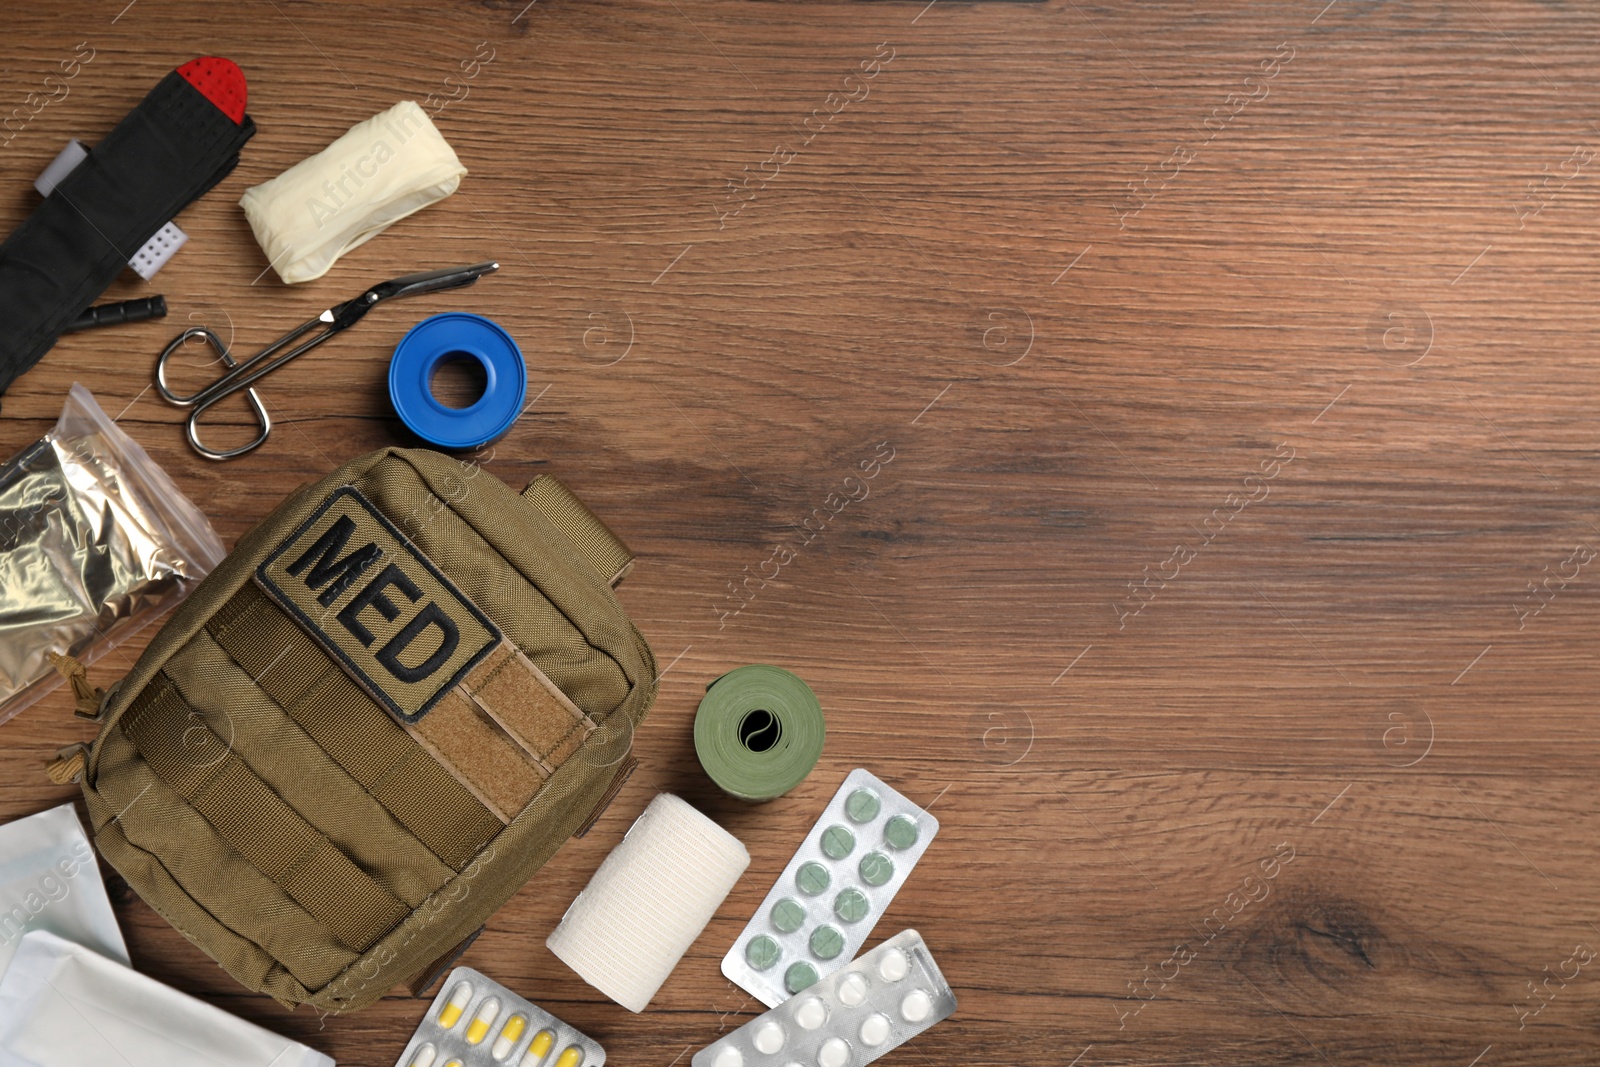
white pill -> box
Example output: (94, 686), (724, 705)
(754, 1021), (786, 1054)
(837, 971), (868, 1006)
(877, 948), (908, 982)
(409, 1045), (437, 1067)
(817, 1037), (850, 1067)
(712, 1045), (744, 1067)
(859, 1013), (891, 1047)
(900, 988), (933, 1023)
(793, 996), (828, 1030)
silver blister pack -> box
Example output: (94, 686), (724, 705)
(697, 930), (955, 1067)
(721, 769), (940, 1007)
(393, 967), (605, 1067)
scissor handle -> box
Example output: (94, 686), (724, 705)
(155, 327), (222, 405)
(185, 401), (272, 462)
(156, 327), (273, 461)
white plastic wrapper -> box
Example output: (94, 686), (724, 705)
(0, 803), (125, 978)
(0, 383), (223, 724)
(0, 930), (335, 1067)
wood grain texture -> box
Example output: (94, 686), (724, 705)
(4, 0), (1600, 1063)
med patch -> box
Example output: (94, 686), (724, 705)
(256, 485), (499, 723)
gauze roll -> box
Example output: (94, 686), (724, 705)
(239, 101), (466, 283)
(547, 793), (749, 1013)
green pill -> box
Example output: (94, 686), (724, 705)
(797, 861), (832, 895)
(845, 788), (882, 823)
(834, 887), (870, 923)
(820, 825), (856, 859)
(810, 925), (846, 960)
(745, 935), (781, 971)
(785, 961), (819, 994)
(859, 851), (895, 887)
(884, 814), (920, 850)
(771, 897), (806, 933)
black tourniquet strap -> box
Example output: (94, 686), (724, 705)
(0, 67), (255, 397)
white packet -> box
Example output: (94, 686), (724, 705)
(0, 930), (335, 1067)
(0, 802), (125, 977)
(239, 101), (467, 283)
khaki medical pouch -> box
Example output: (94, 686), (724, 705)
(71, 448), (656, 1012)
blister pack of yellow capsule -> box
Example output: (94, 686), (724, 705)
(394, 967), (606, 1067)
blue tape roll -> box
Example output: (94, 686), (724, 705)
(388, 312), (526, 450)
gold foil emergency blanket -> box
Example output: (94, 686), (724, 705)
(0, 384), (223, 722)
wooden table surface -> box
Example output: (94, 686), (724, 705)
(5, 0), (1600, 1063)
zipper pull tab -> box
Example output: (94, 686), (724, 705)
(46, 743), (88, 785)
(47, 651), (105, 720)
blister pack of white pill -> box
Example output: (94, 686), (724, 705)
(393, 967), (605, 1067)
(696, 930), (955, 1067)
(722, 768), (939, 1007)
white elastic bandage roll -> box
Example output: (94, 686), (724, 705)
(547, 793), (750, 1013)
(239, 101), (466, 283)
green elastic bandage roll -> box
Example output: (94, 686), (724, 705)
(694, 664), (825, 801)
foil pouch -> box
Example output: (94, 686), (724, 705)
(0, 383), (222, 724)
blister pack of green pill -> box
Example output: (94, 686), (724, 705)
(721, 769), (940, 1007)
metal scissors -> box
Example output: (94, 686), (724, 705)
(156, 261), (499, 460)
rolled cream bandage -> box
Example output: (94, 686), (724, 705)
(547, 793), (750, 1013)
(239, 101), (466, 283)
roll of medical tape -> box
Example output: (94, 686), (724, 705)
(694, 664), (826, 802)
(388, 312), (526, 450)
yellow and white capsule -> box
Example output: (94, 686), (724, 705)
(408, 1044), (438, 1067)
(518, 1029), (556, 1067)
(466, 996), (501, 1045)
(553, 1046), (584, 1067)
(444, 1061), (464, 1067)
(437, 982), (473, 1029)
(492, 1014), (528, 1060)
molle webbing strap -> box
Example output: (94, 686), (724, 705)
(522, 475), (635, 587)
(207, 584), (501, 871)
(0, 59), (255, 397)
(120, 675), (408, 952)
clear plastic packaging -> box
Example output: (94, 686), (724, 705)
(0, 383), (223, 723)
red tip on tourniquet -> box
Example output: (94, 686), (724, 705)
(177, 57), (247, 124)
